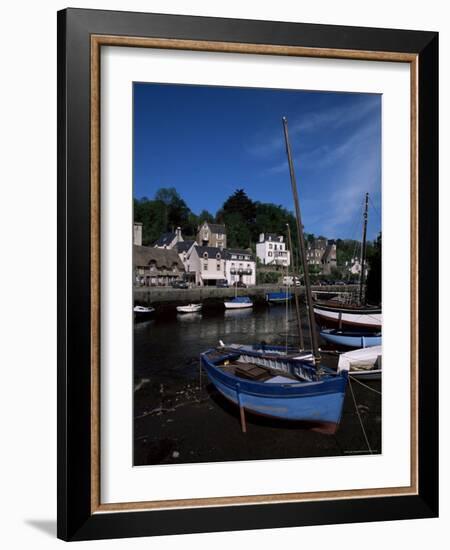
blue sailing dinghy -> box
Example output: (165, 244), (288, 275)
(320, 328), (381, 349)
(201, 348), (348, 433)
(265, 291), (293, 303)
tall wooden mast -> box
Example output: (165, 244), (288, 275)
(359, 192), (369, 304)
(286, 223), (304, 351)
(282, 117), (320, 365)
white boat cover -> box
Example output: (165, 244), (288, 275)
(337, 345), (382, 373)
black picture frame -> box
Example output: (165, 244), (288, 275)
(57, 7), (438, 541)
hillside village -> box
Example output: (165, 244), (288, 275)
(133, 220), (367, 288)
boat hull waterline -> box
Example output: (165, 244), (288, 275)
(266, 292), (293, 303)
(176, 304), (202, 313)
(201, 349), (348, 433)
(314, 305), (382, 330)
(224, 296), (254, 309)
(320, 329), (381, 348)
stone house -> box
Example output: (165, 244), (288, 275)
(196, 221), (227, 248)
(306, 238), (337, 275)
(256, 233), (290, 267)
(133, 245), (185, 287)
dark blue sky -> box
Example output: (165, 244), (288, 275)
(133, 83), (381, 240)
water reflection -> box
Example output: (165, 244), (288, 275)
(134, 304), (309, 382)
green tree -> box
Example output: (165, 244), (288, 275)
(198, 209), (215, 224)
(154, 187), (190, 231)
(219, 189), (256, 225)
(365, 233), (382, 305)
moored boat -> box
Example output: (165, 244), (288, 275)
(224, 296), (253, 309)
(202, 117), (349, 434)
(176, 303), (202, 313)
(314, 303), (382, 330)
(337, 345), (382, 380)
(201, 348), (349, 432)
(320, 328), (381, 348)
(266, 291), (293, 303)
(133, 305), (155, 320)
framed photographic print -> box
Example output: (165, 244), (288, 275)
(57, 8), (438, 541)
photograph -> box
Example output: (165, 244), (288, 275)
(132, 82), (383, 466)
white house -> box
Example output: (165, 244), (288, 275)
(175, 240), (198, 283)
(346, 257), (368, 277)
(224, 249), (256, 286)
(256, 233), (290, 267)
(190, 246), (227, 286)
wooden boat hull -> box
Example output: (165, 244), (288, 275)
(320, 329), (381, 348)
(201, 350), (348, 429)
(314, 305), (382, 330)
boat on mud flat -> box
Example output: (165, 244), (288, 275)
(218, 340), (314, 362)
(265, 291), (293, 303)
(320, 328), (382, 349)
(133, 305), (155, 319)
(176, 303), (202, 313)
(337, 345), (382, 380)
(201, 348), (349, 433)
(202, 117), (349, 435)
(224, 296), (253, 309)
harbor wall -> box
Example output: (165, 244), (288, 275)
(134, 284), (359, 307)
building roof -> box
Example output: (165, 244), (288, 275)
(133, 245), (184, 270)
(263, 233), (282, 242)
(201, 222), (226, 234)
(175, 240), (196, 253)
(224, 248), (255, 261)
(154, 232), (176, 247)
(193, 245), (226, 259)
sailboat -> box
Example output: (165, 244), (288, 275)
(313, 193), (382, 332)
(224, 279), (253, 309)
(201, 117), (350, 433)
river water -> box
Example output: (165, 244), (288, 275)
(133, 303), (381, 466)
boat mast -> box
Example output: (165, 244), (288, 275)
(286, 223), (304, 351)
(282, 117), (320, 365)
(359, 192), (369, 304)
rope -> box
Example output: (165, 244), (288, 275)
(349, 377), (373, 454)
(349, 375), (382, 395)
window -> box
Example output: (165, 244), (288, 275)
(268, 251), (272, 257)
(269, 244), (273, 249)
(204, 263), (208, 270)
(217, 264), (220, 271)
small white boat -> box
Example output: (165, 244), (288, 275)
(176, 303), (202, 313)
(337, 345), (382, 380)
(133, 305), (155, 319)
(224, 296), (253, 309)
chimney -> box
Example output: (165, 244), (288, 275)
(259, 233), (264, 243)
(176, 226), (182, 242)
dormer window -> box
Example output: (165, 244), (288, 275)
(216, 252), (221, 260)
(203, 252), (208, 259)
